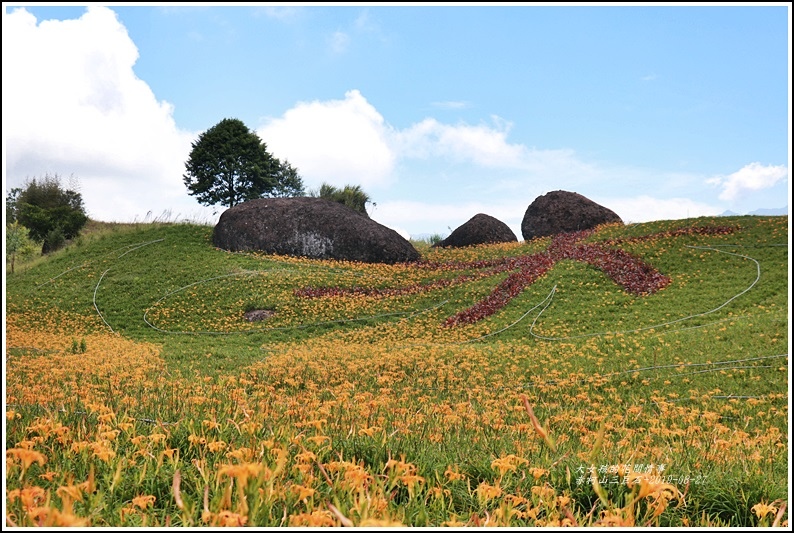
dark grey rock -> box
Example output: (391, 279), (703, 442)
(212, 197), (420, 264)
(521, 190), (623, 241)
(433, 213), (517, 248)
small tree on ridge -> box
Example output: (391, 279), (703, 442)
(183, 118), (305, 208)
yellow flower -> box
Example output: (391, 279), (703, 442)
(99, 429), (121, 441)
(625, 470), (681, 502)
(306, 435), (330, 446)
(491, 454), (528, 476)
(491, 457), (517, 476)
(476, 481), (503, 501)
(385, 457), (417, 476)
(444, 465), (466, 482)
(342, 465), (372, 490)
(290, 484), (316, 501)
(530, 467), (549, 480)
(218, 462), (266, 486)
(132, 494), (156, 509)
(134, 448), (154, 460)
(596, 509), (634, 527)
(289, 510), (335, 527)
(47, 508), (91, 527)
(215, 510), (248, 527)
(70, 441), (90, 454)
(226, 447), (254, 461)
(240, 421), (262, 434)
(161, 448), (177, 460)
(296, 450), (317, 463)
(430, 486), (451, 500)
(400, 474), (425, 496)
(293, 463), (313, 476)
(304, 419), (327, 431)
(6, 448), (47, 470)
(357, 426), (380, 437)
(207, 440), (227, 453)
(97, 411), (115, 423)
(57, 483), (86, 503)
(89, 441), (116, 462)
(202, 418), (221, 430)
(531, 483), (556, 503)
(752, 502), (777, 519)
(38, 471), (58, 482)
(187, 434), (206, 446)
(148, 433), (167, 445)
(7, 486), (46, 510)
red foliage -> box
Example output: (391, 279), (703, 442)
(295, 225), (738, 328)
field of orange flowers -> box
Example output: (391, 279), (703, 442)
(5, 216), (789, 526)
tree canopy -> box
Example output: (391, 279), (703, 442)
(5, 221), (38, 273)
(12, 173), (88, 253)
(272, 160), (305, 198)
(183, 118), (305, 208)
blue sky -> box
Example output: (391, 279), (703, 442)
(3, 3), (791, 239)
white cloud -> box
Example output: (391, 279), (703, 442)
(324, 10), (386, 55)
(602, 196), (723, 224)
(329, 30), (350, 54)
(393, 116), (598, 180)
(395, 116), (527, 168)
(354, 9), (378, 32)
(257, 92), (602, 197)
(706, 162), (789, 202)
(3, 6), (203, 222)
(257, 6), (302, 21)
(257, 90), (396, 191)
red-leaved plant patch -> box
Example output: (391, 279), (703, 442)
(295, 225), (738, 327)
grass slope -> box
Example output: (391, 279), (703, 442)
(5, 215), (789, 527)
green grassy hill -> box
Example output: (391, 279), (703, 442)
(5, 215), (789, 527)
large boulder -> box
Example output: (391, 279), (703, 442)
(433, 213), (517, 248)
(213, 197), (421, 264)
(521, 190), (623, 241)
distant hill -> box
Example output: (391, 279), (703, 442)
(748, 207), (788, 216)
(720, 207), (788, 217)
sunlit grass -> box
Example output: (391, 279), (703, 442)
(5, 215), (789, 526)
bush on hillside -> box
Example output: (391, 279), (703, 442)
(13, 173), (88, 254)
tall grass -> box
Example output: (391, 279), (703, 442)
(5, 215), (789, 526)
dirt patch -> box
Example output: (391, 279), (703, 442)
(244, 309), (275, 322)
